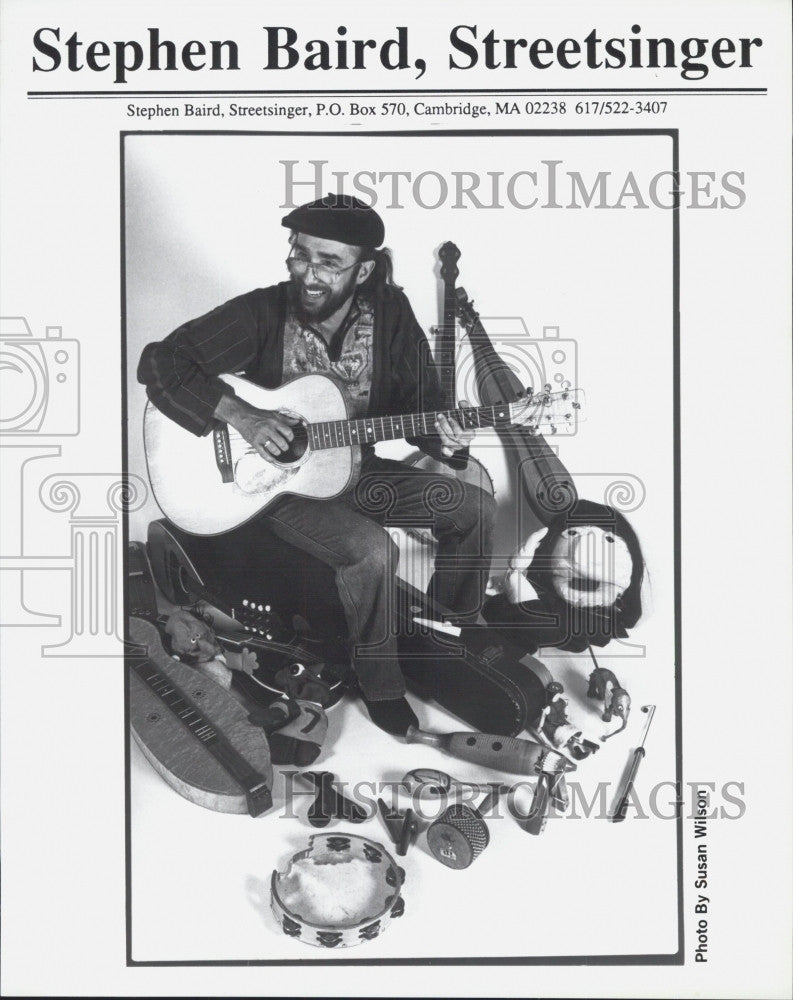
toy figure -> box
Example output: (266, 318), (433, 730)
(247, 697), (328, 765)
(587, 666), (631, 740)
(536, 681), (569, 738)
(162, 608), (255, 689)
(273, 660), (334, 706)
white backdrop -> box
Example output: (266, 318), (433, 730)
(126, 132), (672, 558)
(124, 131), (677, 962)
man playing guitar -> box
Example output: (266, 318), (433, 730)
(138, 194), (496, 735)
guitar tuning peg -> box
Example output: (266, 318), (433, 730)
(543, 383), (552, 393)
(549, 425), (557, 435)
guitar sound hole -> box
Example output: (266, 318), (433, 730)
(278, 422), (309, 465)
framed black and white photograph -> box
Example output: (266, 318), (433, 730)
(123, 129), (679, 963)
(0, 1), (790, 996)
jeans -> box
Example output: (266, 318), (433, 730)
(264, 455), (496, 700)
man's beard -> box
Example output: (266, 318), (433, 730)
(290, 271), (358, 325)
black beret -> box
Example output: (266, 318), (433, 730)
(281, 193), (385, 248)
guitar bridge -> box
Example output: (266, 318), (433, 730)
(213, 424), (234, 483)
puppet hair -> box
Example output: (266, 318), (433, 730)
(530, 498), (645, 629)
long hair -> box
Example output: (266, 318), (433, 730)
(359, 246), (401, 292)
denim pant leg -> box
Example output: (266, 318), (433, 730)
(264, 494), (405, 701)
(352, 457), (497, 619)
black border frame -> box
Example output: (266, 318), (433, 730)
(121, 127), (682, 967)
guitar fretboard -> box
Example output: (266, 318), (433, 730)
(307, 401), (522, 452)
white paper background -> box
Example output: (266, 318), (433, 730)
(1, 0), (790, 997)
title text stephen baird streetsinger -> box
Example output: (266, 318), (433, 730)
(32, 24), (763, 83)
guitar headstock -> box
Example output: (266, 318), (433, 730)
(454, 286), (479, 333)
(510, 386), (585, 435)
(439, 241), (461, 286)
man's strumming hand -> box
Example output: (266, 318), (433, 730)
(214, 394), (300, 462)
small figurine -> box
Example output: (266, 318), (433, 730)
(587, 666), (631, 740)
(273, 660), (334, 706)
(528, 680), (597, 759)
(536, 681), (569, 742)
(162, 608), (255, 688)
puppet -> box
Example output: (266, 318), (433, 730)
(483, 499), (644, 654)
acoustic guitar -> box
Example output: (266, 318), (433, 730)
(143, 372), (582, 536)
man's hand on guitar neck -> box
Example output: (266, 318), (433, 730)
(435, 400), (476, 457)
(214, 393), (300, 461)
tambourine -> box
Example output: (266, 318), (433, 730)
(271, 834), (405, 948)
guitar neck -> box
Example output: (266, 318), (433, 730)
(307, 399), (536, 452)
(437, 282), (458, 404)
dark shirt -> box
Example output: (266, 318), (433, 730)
(138, 281), (466, 468)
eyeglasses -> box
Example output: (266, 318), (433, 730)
(286, 248), (361, 285)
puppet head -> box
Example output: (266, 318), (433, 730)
(273, 661), (334, 706)
(529, 500), (644, 629)
(162, 609), (224, 664)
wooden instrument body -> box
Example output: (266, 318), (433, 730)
(144, 373), (358, 535)
(455, 287), (578, 522)
(128, 617), (273, 815)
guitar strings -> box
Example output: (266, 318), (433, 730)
(223, 392), (564, 450)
